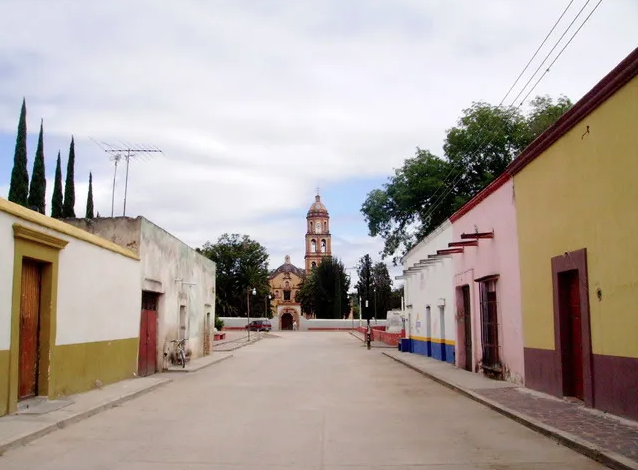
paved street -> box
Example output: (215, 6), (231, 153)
(1, 332), (606, 469)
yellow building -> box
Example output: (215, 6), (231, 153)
(268, 193), (333, 329)
(511, 47), (638, 421)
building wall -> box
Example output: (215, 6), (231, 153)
(513, 74), (638, 419)
(0, 199), (140, 416)
(139, 218), (216, 364)
(451, 177), (524, 383)
(402, 221), (455, 363)
(65, 216), (217, 368)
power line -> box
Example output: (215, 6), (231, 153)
(411, 0), (602, 244)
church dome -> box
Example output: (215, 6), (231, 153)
(307, 195), (329, 216)
(269, 255), (305, 279)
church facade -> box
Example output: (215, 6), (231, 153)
(268, 193), (332, 330)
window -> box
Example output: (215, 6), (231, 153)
(311, 239), (316, 253)
(321, 239), (326, 253)
(284, 290), (291, 301)
(479, 279), (500, 370)
(311, 262), (317, 268)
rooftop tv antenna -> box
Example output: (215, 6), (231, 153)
(90, 139), (162, 216)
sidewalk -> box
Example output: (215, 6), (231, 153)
(383, 350), (638, 470)
(348, 330), (396, 348)
(165, 351), (233, 372)
(0, 376), (170, 455)
(212, 331), (264, 352)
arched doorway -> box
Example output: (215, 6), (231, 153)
(281, 313), (293, 330)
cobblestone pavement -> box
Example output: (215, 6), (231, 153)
(478, 387), (638, 462)
(1, 332), (607, 469)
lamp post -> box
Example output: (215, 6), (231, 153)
(247, 287), (256, 340)
(374, 286), (377, 321)
(264, 294), (271, 319)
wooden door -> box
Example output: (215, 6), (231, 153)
(462, 285), (472, 372)
(138, 292), (158, 377)
(19, 259), (42, 400)
(560, 270), (584, 399)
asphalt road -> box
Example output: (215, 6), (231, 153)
(1, 332), (604, 469)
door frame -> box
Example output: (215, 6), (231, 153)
(8, 224), (67, 415)
(551, 248), (593, 406)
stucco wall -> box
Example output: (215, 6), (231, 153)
(513, 72), (638, 419)
(0, 201), (140, 415)
(452, 177), (524, 383)
(139, 218), (216, 363)
(402, 221), (455, 363)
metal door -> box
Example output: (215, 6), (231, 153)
(19, 259), (42, 399)
(138, 292), (158, 377)
(462, 285), (472, 372)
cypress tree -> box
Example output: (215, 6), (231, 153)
(51, 151), (63, 218)
(27, 119), (46, 214)
(62, 137), (76, 218)
(8, 98), (29, 206)
(86, 172), (95, 219)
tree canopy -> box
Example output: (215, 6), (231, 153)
(198, 233), (271, 318)
(361, 94), (573, 262)
(355, 254), (392, 319)
(296, 257), (351, 319)
(8, 98), (28, 207)
(27, 119), (46, 214)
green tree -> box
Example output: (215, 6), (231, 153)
(299, 257), (350, 319)
(85, 172), (95, 218)
(199, 234), (270, 318)
(355, 254), (374, 319)
(8, 98), (29, 207)
(51, 151), (63, 218)
(371, 262), (392, 319)
(362, 94), (573, 261)
(62, 137), (76, 218)
(27, 119), (46, 214)
(389, 286), (404, 310)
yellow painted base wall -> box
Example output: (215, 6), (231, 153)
(514, 76), (638, 358)
(50, 338), (139, 397)
(0, 338), (139, 416)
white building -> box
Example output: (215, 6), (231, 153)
(0, 198), (141, 416)
(399, 220), (455, 363)
(65, 216), (216, 375)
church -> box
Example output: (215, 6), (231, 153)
(268, 193), (332, 330)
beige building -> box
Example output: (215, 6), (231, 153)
(268, 193), (333, 329)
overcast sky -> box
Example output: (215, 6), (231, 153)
(0, 0), (636, 289)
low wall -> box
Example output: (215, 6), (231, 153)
(218, 317), (388, 331)
(356, 327), (402, 346)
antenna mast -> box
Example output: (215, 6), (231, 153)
(91, 139), (162, 216)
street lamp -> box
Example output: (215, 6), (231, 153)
(247, 287), (256, 340)
(374, 286), (377, 321)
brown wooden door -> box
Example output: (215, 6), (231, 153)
(138, 309), (157, 377)
(462, 285), (472, 372)
(138, 292), (158, 377)
(19, 259), (42, 400)
(560, 270), (584, 399)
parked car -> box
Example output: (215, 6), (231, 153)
(245, 319), (272, 331)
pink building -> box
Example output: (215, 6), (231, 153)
(448, 174), (524, 384)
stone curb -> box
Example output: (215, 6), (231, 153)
(382, 352), (638, 470)
(0, 378), (171, 456)
(164, 354), (233, 373)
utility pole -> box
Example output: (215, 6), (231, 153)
(90, 139), (162, 217)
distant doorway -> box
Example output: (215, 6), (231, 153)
(281, 313), (293, 330)
(19, 259), (43, 400)
(138, 292), (159, 377)
(461, 285), (472, 372)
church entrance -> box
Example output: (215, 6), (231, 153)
(281, 313), (293, 330)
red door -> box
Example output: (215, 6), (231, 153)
(560, 271), (584, 400)
(138, 292), (158, 377)
(19, 259), (42, 399)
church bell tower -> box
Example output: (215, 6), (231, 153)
(305, 191), (331, 272)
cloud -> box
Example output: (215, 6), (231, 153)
(0, 0), (636, 276)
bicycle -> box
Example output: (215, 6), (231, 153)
(170, 338), (187, 368)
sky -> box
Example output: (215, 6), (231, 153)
(0, 0), (636, 291)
